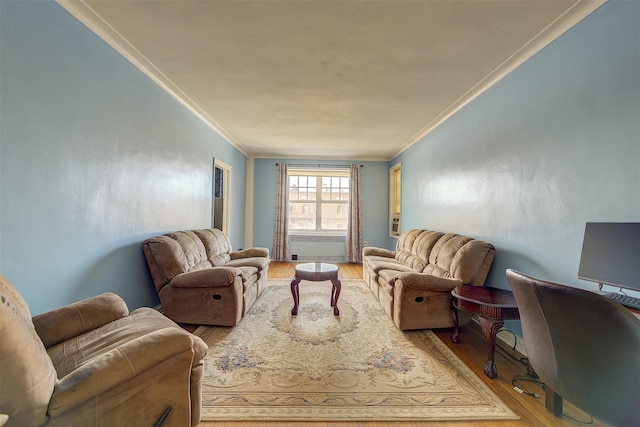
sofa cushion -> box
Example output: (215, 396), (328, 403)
(235, 266), (259, 289)
(364, 257), (413, 274)
(427, 234), (495, 284)
(167, 231), (209, 269)
(377, 269), (404, 294)
(395, 230), (444, 271)
(226, 256), (270, 271)
(194, 229), (233, 265)
(378, 276), (396, 299)
(48, 308), (183, 378)
(0, 275), (57, 427)
(33, 293), (129, 348)
(171, 268), (239, 288)
(143, 235), (208, 291)
(47, 327), (206, 419)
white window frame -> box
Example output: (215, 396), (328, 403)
(288, 169), (350, 234)
(389, 162), (402, 238)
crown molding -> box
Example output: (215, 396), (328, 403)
(389, 0), (608, 160)
(56, 0), (606, 162)
(56, 0), (249, 157)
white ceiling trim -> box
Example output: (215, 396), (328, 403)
(56, 0), (249, 157)
(57, 0), (606, 162)
(389, 0), (607, 160)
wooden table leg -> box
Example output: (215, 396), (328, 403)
(450, 301), (460, 343)
(330, 278), (341, 316)
(477, 316), (504, 379)
(290, 277), (300, 315)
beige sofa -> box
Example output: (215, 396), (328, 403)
(363, 228), (496, 330)
(0, 274), (207, 427)
(143, 228), (270, 326)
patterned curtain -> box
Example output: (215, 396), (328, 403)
(346, 164), (362, 263)
(272, 163), (289, 261)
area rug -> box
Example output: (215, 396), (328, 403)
(195, 279), (519, 421)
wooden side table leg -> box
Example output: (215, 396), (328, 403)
(291, 278), (300, 315)
(477, 316), (504, 379)
(450, 300), (460, 343)
(330, 278), (341, 316)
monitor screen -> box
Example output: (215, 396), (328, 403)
(577, 222), (640, 292)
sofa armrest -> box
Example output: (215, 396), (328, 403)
(32, 293), (129, 348)
(396, 273), (463, 292)
(48, 328), (207, 417)
(230, 247), (270, 259)
(363, 246), (395, 258)
(171, 267), (240, 288)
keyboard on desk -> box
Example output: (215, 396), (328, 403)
(604, 292), (640, 310)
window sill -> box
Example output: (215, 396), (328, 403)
(289, 231), (347, 237)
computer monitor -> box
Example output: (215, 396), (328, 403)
(577, 222), (640, 292)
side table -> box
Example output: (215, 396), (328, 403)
(450, 285), (520, 379)
(291, 262), (341, 316)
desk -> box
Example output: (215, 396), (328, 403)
(290, 263), (341, 316)
(451, 285), (520, 379)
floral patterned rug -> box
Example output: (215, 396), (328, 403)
(195, 279), (518, 421)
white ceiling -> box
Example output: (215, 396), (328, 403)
(58, 0), (605, 160)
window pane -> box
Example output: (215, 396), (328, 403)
(289, 202), (316, 230)
(289, 176), (299, 200)
(321, 177), (330, 200)
(307, 176), (317, 201)
(321, 202), (348, 230)
(290, 175), (317, 201)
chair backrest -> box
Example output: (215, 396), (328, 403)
(0, 274), (57, 427)
(506, 269), (640, 427)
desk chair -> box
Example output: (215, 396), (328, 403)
(506, 269), (640, 427)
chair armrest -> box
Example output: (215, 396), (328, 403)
(171, 267), (239, 288)
(230, 247), (270, 259)
(32, 293), (129, 348)
(48, 328), (208, 417)
(363, 247), (395, 258)
(396, 273), (463, 292)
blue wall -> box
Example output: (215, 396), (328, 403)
(0, 1), (248, 314)
(252, 158), (389, 252)
(2, 0), (638, 325)
(393, 0), (639, 310)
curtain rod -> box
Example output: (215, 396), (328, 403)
(275, 163), (363, 169)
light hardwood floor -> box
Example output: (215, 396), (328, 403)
(197, 262), (603, 427)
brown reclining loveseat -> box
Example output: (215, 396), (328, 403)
(363, 228), (495, 330)
(142, 228), (270, 326)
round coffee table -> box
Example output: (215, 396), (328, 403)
(290, 262), (341, 316)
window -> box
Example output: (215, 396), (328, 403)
(389, 163), (401, 237)
(289, 170), (350, 232)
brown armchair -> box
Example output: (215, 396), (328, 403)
(506, 269), (640, 426)
(0, 274), (207, 427)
